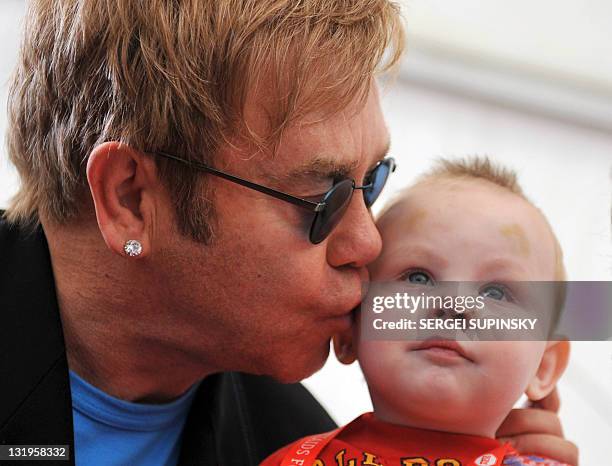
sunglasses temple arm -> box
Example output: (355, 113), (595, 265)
(152, 151), (323, 212)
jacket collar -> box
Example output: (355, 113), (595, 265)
(0, 215), (257, 465)
(0, 216), (75, 464)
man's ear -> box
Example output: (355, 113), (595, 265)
(332, 320), (358, 365)
(86, 141), (160, 258)
(525, 340), (570, 402)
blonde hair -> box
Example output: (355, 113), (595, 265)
(5, 0), (404, 242)
(423, 156), (525, 196)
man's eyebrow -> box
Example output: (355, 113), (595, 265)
(275, 141), (392, 184)
(283, 157), (361, 182)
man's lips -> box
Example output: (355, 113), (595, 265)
(413, 338), (472, 362)
(329, 270), (369, 319)
(333, 295), (362, 319)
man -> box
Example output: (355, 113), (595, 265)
(0, 1), (577, 465)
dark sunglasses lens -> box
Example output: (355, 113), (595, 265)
(363, 159), (392, 207)
(310, 180), (354, 244)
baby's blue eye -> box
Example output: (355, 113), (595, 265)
(404, 271), (433, 285)
(480, 284), (508, 301)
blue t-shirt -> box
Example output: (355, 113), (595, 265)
(69, 370), (201, 466)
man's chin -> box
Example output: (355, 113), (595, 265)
(267, 344), (331, 384)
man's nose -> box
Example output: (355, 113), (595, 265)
(325, 194), (383, 269)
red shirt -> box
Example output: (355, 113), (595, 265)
(261, 412), (569, 466)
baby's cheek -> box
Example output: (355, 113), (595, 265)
(357, 340), (405, 385)
(475, 341), (545, 395)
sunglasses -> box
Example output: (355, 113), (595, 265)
(150, 151), (396, 244)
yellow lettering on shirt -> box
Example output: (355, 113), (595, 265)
(436, 460), (461, 466)
(335, 449), (357, 466)
(401, 458), (430, 466)
(362, 452), (383, 466)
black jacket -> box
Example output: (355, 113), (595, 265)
(0, 214), (336, 465)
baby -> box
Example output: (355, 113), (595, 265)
(261, 157), (571, 466)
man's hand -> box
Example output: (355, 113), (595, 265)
(496, 388), (578, 465)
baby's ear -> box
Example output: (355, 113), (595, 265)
(332, 324), (358, 365)
(525, 340), (570, 402)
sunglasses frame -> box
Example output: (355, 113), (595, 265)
(149, 150), (395, 243)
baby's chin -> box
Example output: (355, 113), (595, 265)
(400, 369), (474, 407)
(368, 367), (514, 436)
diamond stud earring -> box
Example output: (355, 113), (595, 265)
(123, 239), (143, 257)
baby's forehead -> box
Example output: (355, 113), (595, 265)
(373, 176), (560, 278)
(378, 176), (530, 226)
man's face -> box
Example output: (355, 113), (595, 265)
(157, 85), (389, 382)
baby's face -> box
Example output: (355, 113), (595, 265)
(357, 178), (559, 436)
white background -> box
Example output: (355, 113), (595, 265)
(1, 1), (611, 463)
